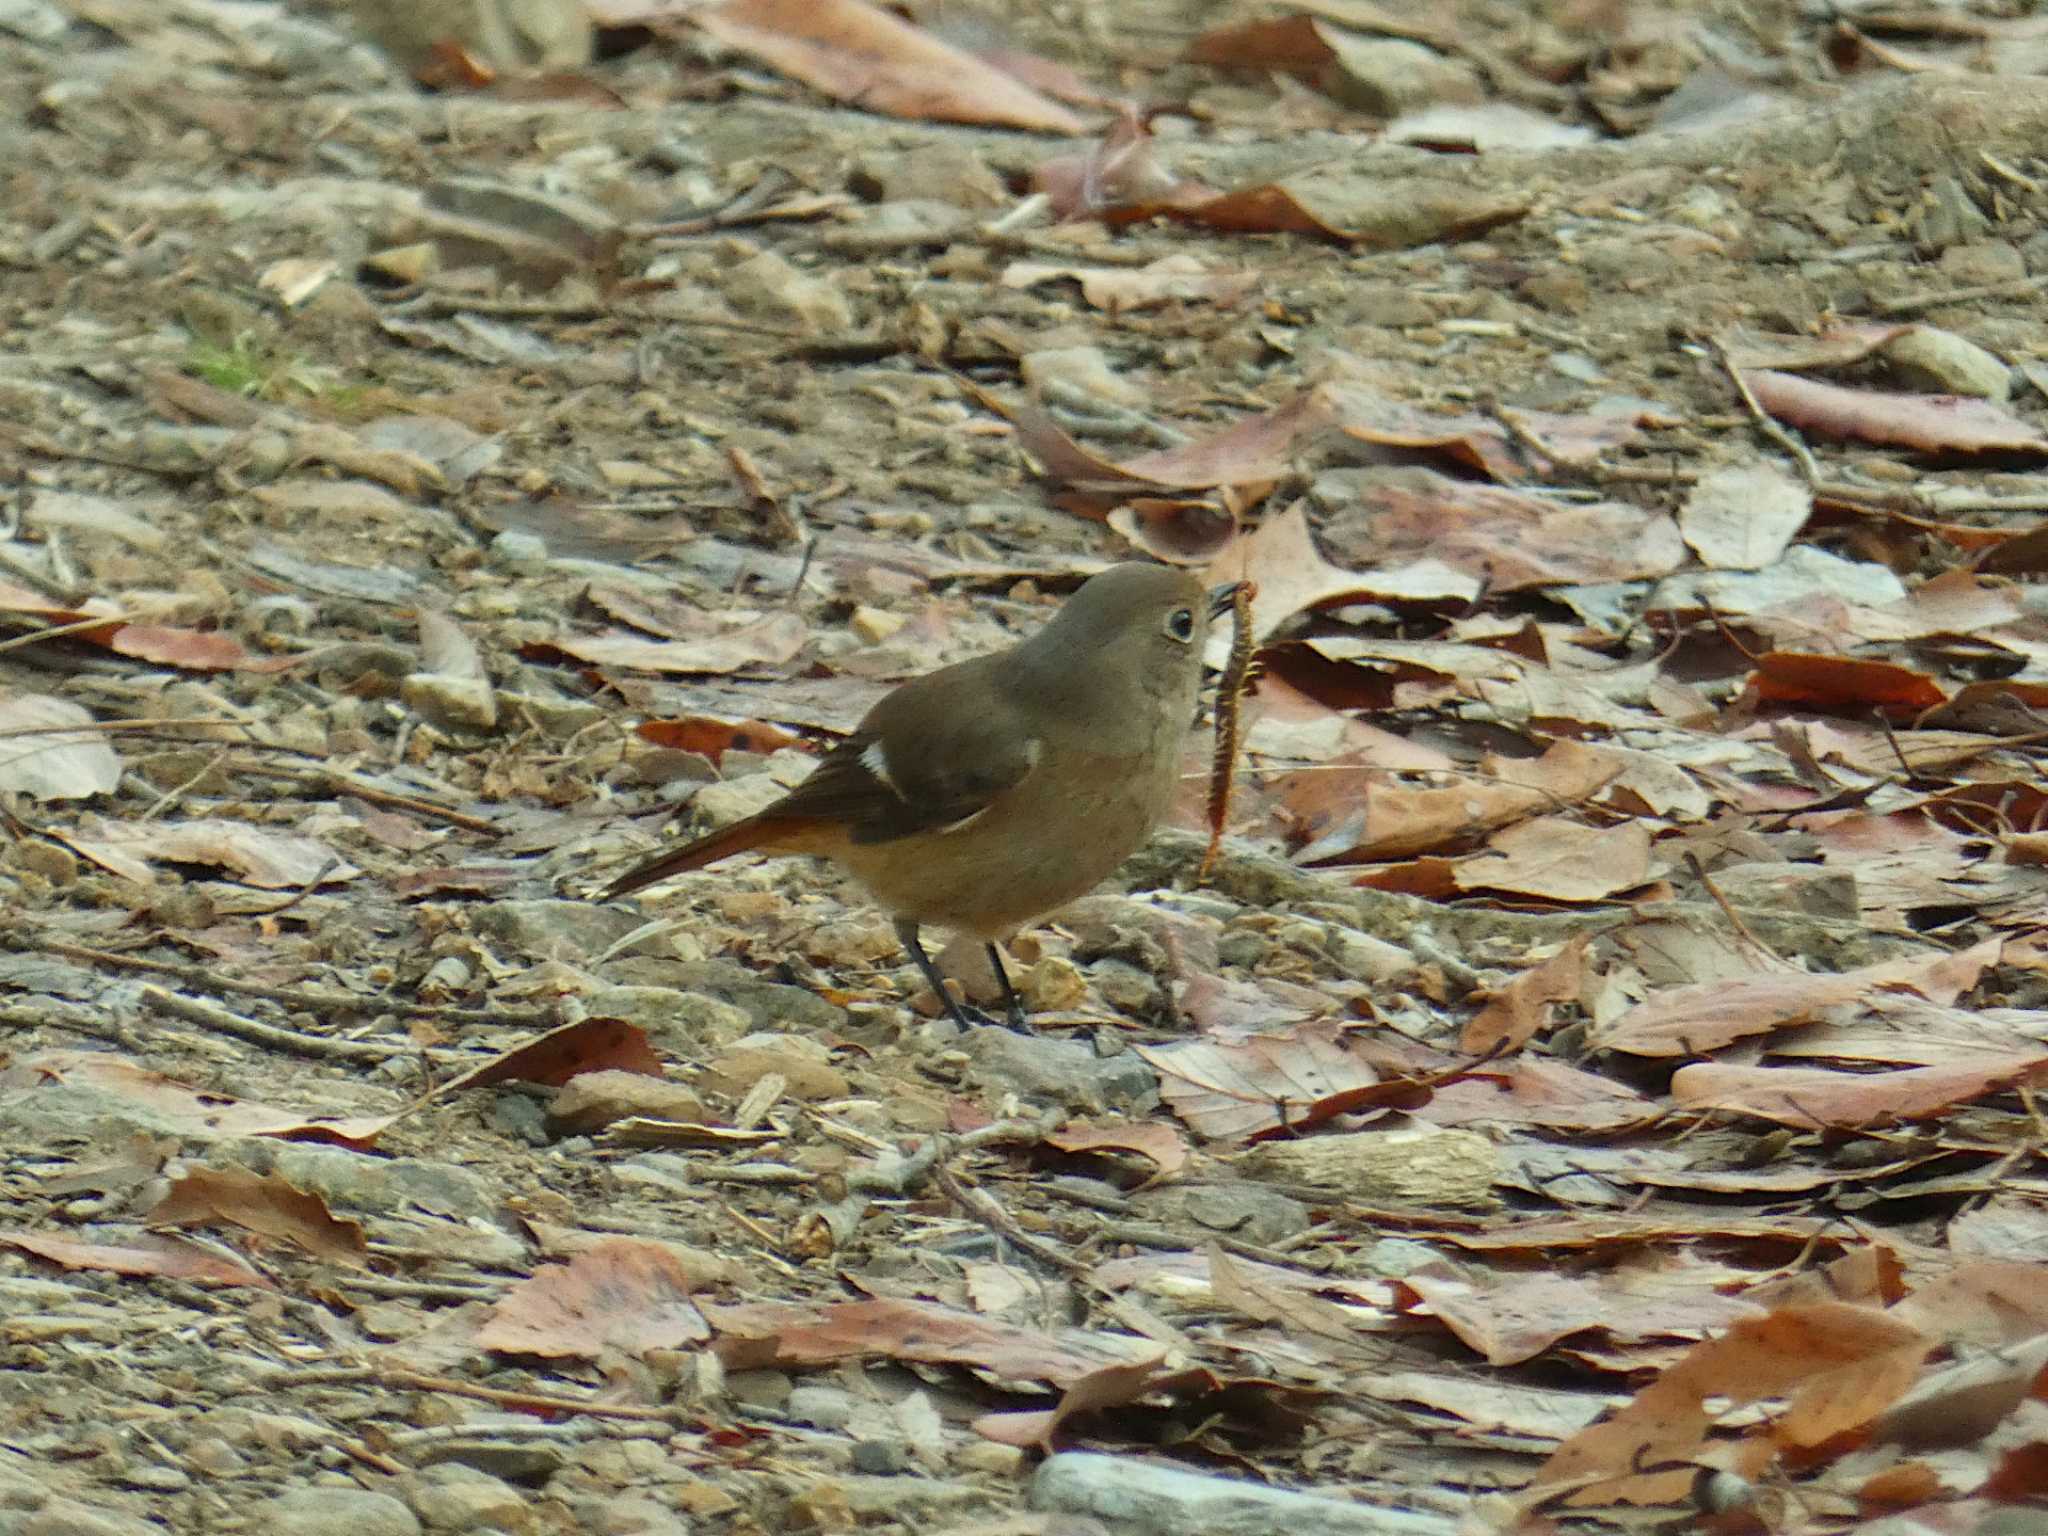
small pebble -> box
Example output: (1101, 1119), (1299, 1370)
(245, 1488), (420, 1536)
(850, 1440), (911, 1475)
(786, 1385), (857, 1430)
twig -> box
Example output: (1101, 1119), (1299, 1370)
(138, 983), (441, 1064)
(237, 760), (498, 833)
(24, 935), (556, 1027)
(1874, 272), (2048, 317)
(1681, 854), (1784, 966)
(934, 1162), (1087, 1276)
(1712, 339), (1820, 486)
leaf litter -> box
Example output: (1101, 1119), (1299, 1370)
(7, 2), (2048, 1532)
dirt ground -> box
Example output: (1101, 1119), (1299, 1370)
(5, 1), (2048, 1534)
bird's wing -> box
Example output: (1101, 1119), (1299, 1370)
(773, 673), (1040, 844)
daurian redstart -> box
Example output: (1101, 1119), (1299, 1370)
(600, 563), (1243, 1030)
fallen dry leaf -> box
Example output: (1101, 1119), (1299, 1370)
(1587, 939), (1999, 1057)
(146, 1165), (368, 1267)
(1749, 651), (1950, 717)
(1042, 1119), (1190, 1178)
(0, 1230), (274, 1288)
(693, 0), (1085, 134)
(477, 1237), (710, 1358)
(1671, 1050), (2048, 1130)
(424, 1017), (666, 1101)
(0, 692), (121, 801)
(58, 817), (359, 888)
(1462, 935), (1593, 1055)
(1532, 1301), (1933, 1507)
(1742, 368), (2048, 455)
(1134, 1019), (1428, 1142)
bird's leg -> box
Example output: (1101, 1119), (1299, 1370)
(984, 943), (1031, 1033)
(894, 917), (985, 1032)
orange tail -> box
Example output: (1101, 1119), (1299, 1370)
(598, 814), (825, 901)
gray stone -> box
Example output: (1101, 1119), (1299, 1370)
(211, 1139), (496, 1219)
(488, 1091), (550, 1147)
(398, 1464), (531, 1533)
(967, 1027), (1156, 1113)
(661, 959), (845, 1033)
(23, 1502), (158, 1536)
(1032, 1452), (1460, 1536)
(1318, 36), (1482, 116)
(486, 530), (549, 573)
(574, 987), (744, 1046)
(473, 900), (669, 962)
(720, 249), (851, 332)
(849, 1440), (910, 1475)
(408, 1442), (566, 1482)
(0, 1463), (49, 1511)
(1137, 1184), (1311, 1246)
(425, 177), (614, 256)
(1362, 1239), (1443, 1279)
(1882, 326), (2011, 401)
(785, 1386), (857, 1430)
(246, 1489), (421, 1536)
(821, 201), (972, 255)
(402, 672), (499, 733)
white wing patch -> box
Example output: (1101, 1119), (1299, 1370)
(861, 740), (903, 799)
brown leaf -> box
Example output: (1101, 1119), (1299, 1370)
(146, 1166), (367, 1267)
(1671, 1050), (2048, 1130)
(692, 0), (1085, 134)
(1456, 817), (1653, 903)
(971, 1351), (1174, 1448)
(1134, 1019), (1414, 1142)
(535, 613), (806, 676)
(58, 816), (359, 888)
(107, 624), (277, 672)
(970, 1344), (1328, 1453)
(1198, 501), (1380, 652)
(1749, 652), (1949, 717)
(1033, 108), (1215, 221)
(1042, 1120), (1190, 1178)
(1422, 1057), (1659, 1133)
(1586, 939), (1999, 1057)
(1533, 1302), (1932, 1506)
(1105, 498), (1239, 565)
(1462, 935), (1592, 1055)
(967, 379), (1334, 499)
(0, 1230), (274, 1288)
(427, 1018), (665, 1099)
(478, 1237), (710, 1359)
(633, 715), (804, 763)
(1400, 1262), (1761, 1368)
(1328, 390), (1653, 484)
(1316, 471), (1688, 592)
(1133, 173), (1528, 248)
(1742, 368), (2048, 455)
(1320, 740), (1621, 866)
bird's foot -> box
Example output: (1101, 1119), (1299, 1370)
(940, 998), (1033, 1034)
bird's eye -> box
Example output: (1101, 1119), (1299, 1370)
(1163, 606), (1196, 643)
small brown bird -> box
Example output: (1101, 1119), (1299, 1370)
(600, 563), (1241, 1030)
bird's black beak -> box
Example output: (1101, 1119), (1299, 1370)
(1207, 580), (1249, 619)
